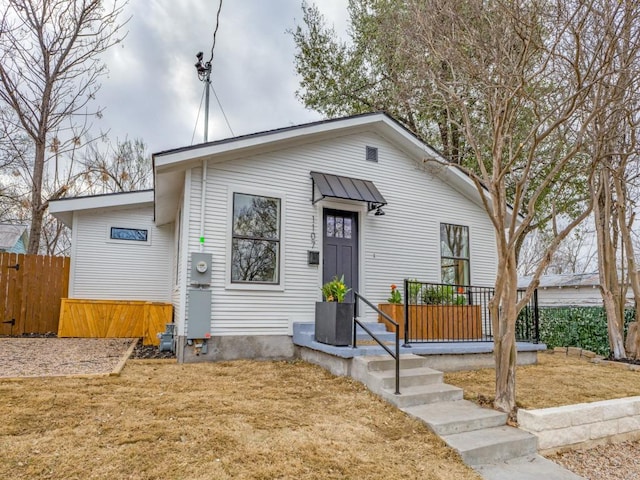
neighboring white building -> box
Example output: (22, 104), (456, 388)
(50, 112), (504, 362)
(518, 273), (634, 307)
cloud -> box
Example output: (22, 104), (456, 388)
(94, 0), (348, 153)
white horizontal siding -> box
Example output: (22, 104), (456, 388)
(182, 130), (498, 335)
(536, 286), (631, 307)
(71, 205), (173, 301)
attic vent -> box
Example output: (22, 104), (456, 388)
(366, 146), (378, 163)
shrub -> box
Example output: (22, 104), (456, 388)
(422, 285), (467, 305)
(538, 306), (635, 357)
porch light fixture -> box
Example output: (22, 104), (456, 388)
(367, 201), (385, 215)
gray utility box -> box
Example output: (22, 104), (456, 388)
(187, 289), (212, 339)
(190, 252), (212, 286)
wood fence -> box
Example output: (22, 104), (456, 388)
(0, 252), (70, 335)
(58, 299), (172, 346)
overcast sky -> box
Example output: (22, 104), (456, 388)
(94, 0), (349, 154)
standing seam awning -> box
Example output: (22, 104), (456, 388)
(310, 171), (387, 209)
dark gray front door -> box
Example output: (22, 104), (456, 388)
(323, 209), (358, 303)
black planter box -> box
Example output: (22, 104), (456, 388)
(314, 302), (354, 346)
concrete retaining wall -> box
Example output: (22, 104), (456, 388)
(518, 396), (640, 451)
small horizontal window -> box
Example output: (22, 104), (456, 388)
(110, 227), (148, 242)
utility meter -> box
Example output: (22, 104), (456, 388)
(196, 260), (208, 273)
(190, 252), (212, 285)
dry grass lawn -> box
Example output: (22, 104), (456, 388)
(444, 351), (640, 409)
(0, 359), (480, 480)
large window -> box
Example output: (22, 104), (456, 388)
(231, 193), (281, 284)
(440, 223), (469, 285)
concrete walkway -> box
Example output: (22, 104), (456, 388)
(350, 354), (584, 480)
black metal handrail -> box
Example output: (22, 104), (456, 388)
(353, 292), (400, 395)
(402, 280), (539, 343)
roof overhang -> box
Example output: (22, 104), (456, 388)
(49, 190), (154, 227)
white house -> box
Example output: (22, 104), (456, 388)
(50, 112), (502, 362)
(518, 273), (634, 307)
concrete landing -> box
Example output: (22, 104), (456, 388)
(403, 400), (507, 435)
(474, 454), (585, 480)
(441, 425), (538, 465)
(292, 322), (546, 361)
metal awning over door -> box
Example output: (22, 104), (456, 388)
(310, 171), (387, 210)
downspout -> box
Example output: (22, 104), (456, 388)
(200, 159), (207, 252)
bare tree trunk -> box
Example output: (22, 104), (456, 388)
(593, 173), (627, 358)
(493, 257), (519, 413)
(615, 161), (640, 357)
(27, 142), (46, 254)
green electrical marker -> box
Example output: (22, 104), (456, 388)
(199, 237), (205, 244)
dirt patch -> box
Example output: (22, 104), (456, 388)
(444, 351), (640, 410)
(548, 441), (640, 480)
(0, 360), (481, 480)
(0, 338), (135, 378)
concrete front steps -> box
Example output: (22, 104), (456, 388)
(352, 354), (584, 480)
(352, 355), (464, 408)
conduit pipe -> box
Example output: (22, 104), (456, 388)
(199, 159), (207, 252)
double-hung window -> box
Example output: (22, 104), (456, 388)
(440, 223), (469, 285)
(231, 192), (281, 284)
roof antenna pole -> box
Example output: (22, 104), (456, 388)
(195, 52), (212, 142)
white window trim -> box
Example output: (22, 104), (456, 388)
(225, 186), (286, 291)
(105, 225), (152, 245)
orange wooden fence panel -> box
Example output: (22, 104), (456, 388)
(58, 299), (173, 345)
(0, 253), (70, 335)
(378, 303), (483, 340)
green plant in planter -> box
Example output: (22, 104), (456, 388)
(388, 284), (402, 304)
(407, 279), (422, 304)
(422, 285), (467, 305)
(321, 275), (351, 302)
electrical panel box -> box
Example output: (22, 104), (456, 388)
(187, 289), (212, 339)
(190, 252), (212, 286)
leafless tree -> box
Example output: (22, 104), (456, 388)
(0, 0), (128, 253)
(518, 223), (598, 277)
(80, 138), (152, 194)
(578, 0), (640, 360)
(392, 0), (640, 412)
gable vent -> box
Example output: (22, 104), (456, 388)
(366, 146), (378, 163)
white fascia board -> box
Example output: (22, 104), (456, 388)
(49, 190), (154, 227)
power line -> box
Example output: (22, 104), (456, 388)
(208, 0), (224, 64)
